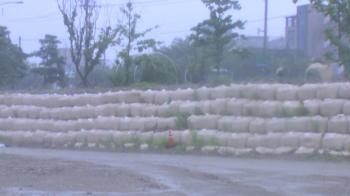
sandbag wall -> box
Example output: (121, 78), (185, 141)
(0, 83), (350, 156)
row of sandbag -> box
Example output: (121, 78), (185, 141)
(2, 98), (350, 121)
(2, 83), (350, 108)
(0, 130), (349, 154)
(1, 115), (350, 134)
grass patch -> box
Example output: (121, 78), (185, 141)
(130, 82), (160, 89)
(150, 137), (168, 150)
(276, 103), (309, 118)
(209, 77), (231, 86)
(208, 106), (215, 115)
(175, 112), (190, 129)
(189, 130), (217, 148)
(194, 106), (204, 115)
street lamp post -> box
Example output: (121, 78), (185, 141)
(0, 1), (23, 6)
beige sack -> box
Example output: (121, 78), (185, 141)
(129, 117), (145, 131)
(262, 133), (283, 149)
(256, 84), (278, 100)
(327, 114), (350, 134)
(197, 100), (212, 114)
(218, 116), (236, 132)
(247, 134), (264, 148)
(39, 108), (51, 119)
(197, 129), (218, 144)
(211, 98), (228, 115)
(320, 99), (346, 117)
(338, 83), (350, 99)
(171, 88), (194, 101)
(227, 84), (243, 98)
(117, 104), (130, 117)
(249, 118), (266, 134)
(156, 117), (176, 131)
(36, 120), (55, 132)
(276, 84), (299, 101)
(119, 117), (131, 131)
(306, 116), (328, 133)
(156, 105), (169, 116)
(243, 100), (261, 116)
(144, 117), (158, 131)
(226, 98), (248, 116)
(216, 132), (231, 146)
(141, 105), (157, 117)
(280, 132), (302, 149)
(227, 133), (252, 148)
(266, 118), (287, 133)
(322, 133), (348, 151)
(241, 84), (258, 99)
(316, 83), (340, 100)
(259, 101), (281, 117)
(231, 117), (252, 133)
(94, 117), (120, 130)
(154, 90), (170, 105)
(343, 101), (350, 115)
(140, 90), (155, 104)
(90, 93), (103, 106)
(298, 84), (318, 100)
(188, 115), (221, 130)
(130, 103), (144, 117)
(303, 100), (322, 116)
(73, 119), (95, 131)
(210, 86), (229, 99)
(125, 90), (142, 103)
(0, 118), (14, 131)
(179, 101), (198, 114)
(195, 87), (210, 101)
(286, 117), (310, 132)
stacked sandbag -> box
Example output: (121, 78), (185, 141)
(78, 105), (95, 119)
(339, 83), (350, 99)
(298, 84), (318, 100)
(10, 131), (25, 146)
(53, 120), (75, 132)
(281, 101), (302, 116)
(168, 100), (183, 114)
(266, 118), (287, 133)
(59, 107), (72, 120)
(13, 119), (37, 131)
(322, 133), (349, 151)
(342, 101), (350, 115)
(241, 83), (258, 99)
(27, 106), (42, 119)
(300, 132), (323, 150)
(12, 94), (23, 105)
(0, 118), (14, 131)
(47, 94), (61, 108)
(249, 118), (266, 134)
(0, 107), (14, 118)
(179, 101), (198, 114)
(154, 90), (170, 105)
(94, 117), (120, 130)
(286, 117), (310, 132)
(243, 100), (261, 116)
(16, 106), (29, 118)
(141, 105), (157, 117)
(130, 103), (144, 117)
(226, 84), (243, 98)
(49, 108), (61, 120)
(247, 134), (264, 149)
(231, 117), (253, 133)
(90, 93), (103, 106)
(73, 119), (95, 131)
(36, 119), (55, 132)
(140, 90), (155, 104)
(156, 105), (169, 116)
(320, 99), (346, 117)
(39, 108), (51, 119)
(129, 117), (146, 131)
(156, 117), (176, 131)
(216, 132), (230, 146)
(195, 87), (210, 101)
(303, 100), (322, 116)
(135, 131), (154, 143)
(70, 93), (91, 106)
(210, 86), (229, 99)
(280, 132), (302, 149)
(100, 91), (117, 104)
(171, 88), (194, 101)
(86, 130), (101, 144)
(259, 101), (281, 117)
(57, 95), (71, 107)
(316, 83), (340, 100)
(125, 90), (142, 103)
(256, 84), (278, 100)
(52, 132), (69, 147)
(99, 130), (114, 145)
(211, 98), (228, 115)
(117, 104), (130, 117)
(276, 84), (299, 101)
(0, 94), (3, 105)
(94, 104), (118, 118)
(119, 117), (131, 131)
(306, 116), (328, 133)
(218, 116), (236, 132)
(187, 115), (221, 130)
(2, 94), (13, 106)
(31, 130), (48, 146)
(21, 94), (34, 106)
(327, 114), (350, 134)
(227, 133), (251, 148)
(226, 98), (248, 116)
(197, 100), (211, 114)
(344, 138), (350, 152)
(180, 130), (194, 145)
(261, 132), (283, 149)
(197, 129), (218, 144)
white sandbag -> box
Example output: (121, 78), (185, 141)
(78, 106), (95, 119)
(156, 117), (176, 131)
(276, 84), (299, 101)
(70, 93), (91, 106)
(144, 117), (158, 131)
(256, 84), (277, 100)
(99, 92), (115, 104)
(140, 90), (155, 104)
(52, 133), (69, 147)
(152, 131), (167, 143)
(218, 116), (235, 132)
(57, 95), (71, 107)
(141, 105), (157, 117)
(216, 132), (231, 146)
(241, 84), (258, 99)
(258, 101), (281, 117)
(227, 84), (243, 98)
(117, 104), (130, 117)
(320, 99), (346, 117)
(15, 106), (29, 118)
(227, 133), (251, 148)
(262, 133), (282, 149)
(0, 107), (14, 118)
(135, 131), (154, 143)
(327, 114), (350, 134)
(119, 117), (131, 131)
(303, 100), (322, 116)
(247, 134), (264, 148)
(129, 117), (145, 131)
(338, 83), (350, 99)
(179, 101), (197, 114)
(22, 94), (37, 106)
(256, 147), (275, 154)
(94, 104), (118, 118)
(281, 101), (302, 116)
(196, 100), (211, 114)
(31, 130), (47, 146)
(210, 86), (229, 99)
(39, 108), (51, 119)
(36, 120), (55, 132)
(211, 98), (228, 115)
(49, 108), (61, 120)
(12, 94), (23, 105)
(180, 130), (193, 145)
(76, 130), (88, 143)
(231, 117), (252, 133)
(154, 90), (170, 105)
(94, 117), (120, 130)
(13, 119), (36, 131)
(300, 132), (323, 149)
(2, 94), (13, 106)
(10, 131), (25, 146)
(0, 118), (14, 131)
(99, 130), (114, 145)
(286, 117), (310, 132)
(322, 133), (348, 151)
(243, 100), (261, 116)
(168, 101), (182, 114)
(266, 118), (286, 133)
(298, 84), (318, 100)
(47, 94), (61, 108)
(27, 106), (42, 119)
(37, 95), (51, 107)
(0, 94), (3, 105)
(344, 137), (350, 151)
(125, 90), (142, 104)
(89, 93), (103, 106)
(197, 129), (218, 144)
(249, 118), (266, 134)
(171, 88), (194, 101)
(86, 130), (100, 144)
(343, 101), (350, 115)
(58, 107), (72, 120)
(53, 120), (75, 132)
(111, 91), (126, 103)
(65, 131), (77, 145)
(171, 130), (182, 143)
(130, 103), (144, 117)
(73, 119), (95, 131)
(195, 87), (210, 101)
(307, 116), (328, 133)
(201, 146), (217, 154)
(226, 98), (248, 116)
(295, 146), (315, 154)
(316, 83), (340, 99)
(156, 105), (169, 116)
(188, 115), (221, 130)
(21, 131), (35, 145)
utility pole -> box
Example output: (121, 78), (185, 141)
(18, 36), (21, 49)
(337, 0), (341, 59)
(263, 0), (268, 54)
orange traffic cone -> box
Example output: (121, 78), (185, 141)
(168, 130), (174, 148)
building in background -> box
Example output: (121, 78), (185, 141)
(285, 4), (337, 59)
(233, 36), (286, 50)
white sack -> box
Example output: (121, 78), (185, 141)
(57, 96), (71, 107)
(94, 104), (119, 117)
(156, 105), (169, 116)
(12, 95), (23, 105)
(307, 116), (328, 133)
(316, 83), (340, 99)
(259, 101), (281, 117)
(70, 94), (91, 106)
(171, 88), (194, 101)
(119, 117), (131, 131)
(286, 117), (310, 132)
(226, 98), (248, 116)
(227, 133), (251, 148)
(197, 100), (211, 114)
(262, 133), (282, 149)
(16, 106), (29, 118)
(53, 120), (75, 132)
(179, 101), (198, 114)
(298, 84), (318, 100)
(13, 119), (36, 131)
(117, 104), (130, 117)
(210, 86), (229, 99)
(320, 99), (346, 117)
(27, 106), (42, 119)
(276, 84), (299, 101)
(141, 105), (157, 117)
(0, 107), (14, 118)
(241, 84), (258, 99)
(216, 132), (231, 146)
(39, 108), (51, 119)
(144, 117), (158, 131)
(300, 132), (323, 149)
(197, 129), (218, 144)
(227, 84), (243, 98)
(338, 83), (350, 99)
(2, 94), (13, 106)
(327, 114), (350, 134)
(89, 94), (103, 106)
(195, 87), (210, 101)
(343, 101), (350, 115)
(36, 120), (54, 132)
(295, 146), (315, 154)
(303, 100), (322, 116)
(78, 106), (95, 119)
(129, 117), (145, 131)
(231, 117), (252, 133)
(344, 137), (350, 151)
(49, 108), (61, 120)
(180, 130), (193, 145)
(31, 130), (48, 146)
(156, 117), (176, 131)
(266, 118), (287, 133)
(99, 130), (114, 145)
(243, 100), (261, 116)
(59, 107), (72, 120)
(247, 134), (264, 148)
(257, 84), (277, 100)
(140, 90), (155, 104)
(154, 90), (170, 105)
(322, 133), (348, 151)
(188, 115), (221, 130)
(52, 133), (69, 147)
(218, 116), (236, 132)
(249, 118), (266, 134)
(94, 117), (120, 130)
(211, 98), (228, 115)
(73, 119), (95, 131)
(86, 130), (100, 144)
(0, 118), (14, 131)
(135, 131), (154, 143)
(125, 90), (142, 104)
(130, 103), (144, 117)
(76, 130), (88, 143)
(281, 101), (302, 116)
(168, 101), (182, 114)
(11, 131), (24, 146)
(280, 132), (302, 149)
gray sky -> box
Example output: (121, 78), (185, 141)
(1, 0), (308, 64)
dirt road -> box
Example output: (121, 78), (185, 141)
(0, 147), (349, 196)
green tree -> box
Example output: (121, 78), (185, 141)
(190, 0), (246, 77)
(57, 0), (119, 87)
(32, 34), (66, 87)
(293, 0), (350, 75)
(0, 26), (27, 88)
(116, 0), (161, 86)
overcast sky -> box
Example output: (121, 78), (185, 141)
(1, 0), (308, 64)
